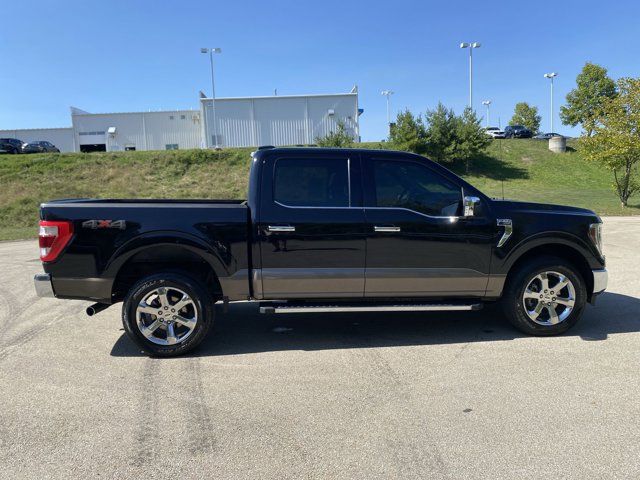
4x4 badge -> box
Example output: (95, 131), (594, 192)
(82, 220), (126, 230)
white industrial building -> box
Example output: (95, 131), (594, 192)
(0, 88), (361, 153)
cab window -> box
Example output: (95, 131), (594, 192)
(372, 159), (461, 216)
(274, 157), (349, 207)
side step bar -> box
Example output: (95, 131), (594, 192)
(259, 303), (483, 314)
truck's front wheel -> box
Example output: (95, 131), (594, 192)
(502, 256), (587, 335)
(122, 273), (214, 357)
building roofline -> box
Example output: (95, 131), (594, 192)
(71, 109), (199, 117)
(0, 127), (72, 132)
(199, 92), (358, 102)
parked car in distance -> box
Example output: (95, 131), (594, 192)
(504, 125), (533, 138)
(34, 146), (607, 357)
(534, 132), (562, 140)
(22, 141), (60, 153)
(0, 138), (24, 154)
(485, 127), (505, 139)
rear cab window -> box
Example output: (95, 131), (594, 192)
(273, 157), (350, 207)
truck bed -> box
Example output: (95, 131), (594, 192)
(40, 198), (251, 303)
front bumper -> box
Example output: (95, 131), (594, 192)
(592, 268), (608, 294)
(34, 273), (55, 298)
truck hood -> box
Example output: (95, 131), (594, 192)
(491, 199), (599, 219)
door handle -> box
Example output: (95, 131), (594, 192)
(267, 225), (296, 232)
(374, 226), (401, 233)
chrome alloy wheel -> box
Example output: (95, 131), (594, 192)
(522, 271), (576, 326)
(135, 287), (198, 345)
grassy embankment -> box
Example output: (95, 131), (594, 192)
(0, 139), (637, 241)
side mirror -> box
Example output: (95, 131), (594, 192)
(463, 196), (481, 217)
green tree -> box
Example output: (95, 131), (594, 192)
(315, 121), (354, 147)
(509, 102), (541, 134)
(423, 103), (458, 162)
(453, 107), (491, 173)
(580, 77), (640, 208)
(560, 62), (617, 137)
(388, 109), (428, 154)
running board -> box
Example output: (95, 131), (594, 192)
(259, 303), (483, 314)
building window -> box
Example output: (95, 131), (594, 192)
(165, 144), (179, 150)
(125, 146), (136, 151)
(78, 131), (106, 136)
(180, 115), (186, 120)
(169, 115), (174, 120)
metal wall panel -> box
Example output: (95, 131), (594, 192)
(201, 93), (359, 147)
(0, 128), (75, 152)
(72, 110), (201, 151)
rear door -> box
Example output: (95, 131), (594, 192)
(362, 152), (495, 298)
(257, 151), (366, 299)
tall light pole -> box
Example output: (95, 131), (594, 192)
(381, 90), (394, 136)
(459, 42), (481, 109)
(544, 72), (558, 133)
(482, 100), (492, 127)
(201, 47), (222, 148)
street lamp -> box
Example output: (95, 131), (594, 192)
(482, 100), (491, 127)
(544, 72), (558, 134)
(201, 47), (222, 148)
(460, 42), (481, 109)
(381, 90), (394, 136)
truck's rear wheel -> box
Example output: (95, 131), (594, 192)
(502, 256), (586, 335)
(122, 272), (214, 357)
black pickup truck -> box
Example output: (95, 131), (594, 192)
(34, 147), (608, 356)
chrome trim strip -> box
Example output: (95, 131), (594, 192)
(592, 268), (608, 293)
(34, 273), (55, 298)
(496, 218), (513, 248)
(267, 225), (296, 232)
(374, 226), (401, 233)
(270, 202), (459, 222)
(261, 303), (482, 314)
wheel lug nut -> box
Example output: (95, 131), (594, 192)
(552, 297), (556, 301)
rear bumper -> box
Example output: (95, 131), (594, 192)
(34, 273), (55, 298)
(592, 268), (608, 294)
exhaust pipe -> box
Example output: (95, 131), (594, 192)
(86, 303), (111, 316)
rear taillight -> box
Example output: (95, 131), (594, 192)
(39, 220), (73, 262)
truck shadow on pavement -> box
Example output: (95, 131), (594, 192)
(110, 292), (640, 357)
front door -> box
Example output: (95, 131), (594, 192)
(257, 152), (366, 299)
(362, 153), (495, 298)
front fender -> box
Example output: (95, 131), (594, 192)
(497, 230), (599, 273)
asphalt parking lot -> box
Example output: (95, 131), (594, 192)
(0, 216), (639, 479)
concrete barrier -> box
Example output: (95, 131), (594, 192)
(549, 135), (566, 153)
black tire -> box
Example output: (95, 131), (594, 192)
(122, 272), (214, 357)
(502, 255), (587, 336)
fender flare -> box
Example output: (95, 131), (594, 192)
(499, 231), (597, 273)
(104, 230), (230, 281)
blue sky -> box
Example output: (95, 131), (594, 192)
(2, 0), (639, 141)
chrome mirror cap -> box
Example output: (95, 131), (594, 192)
(463, 196), (481, 217)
